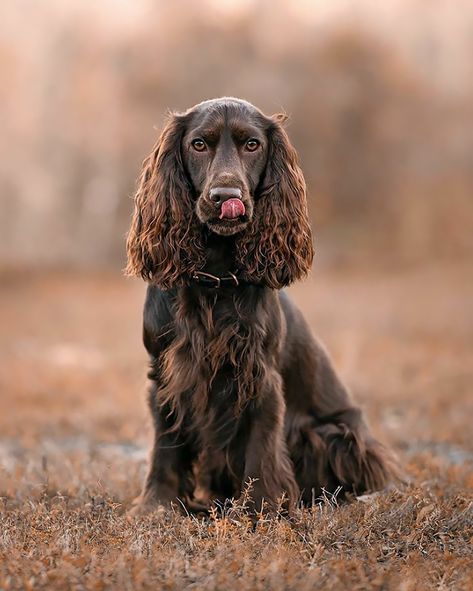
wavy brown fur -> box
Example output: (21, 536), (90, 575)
(126, 98), (399, 517)
(126, 113), (206, 289)
(235, 115), (314, 288)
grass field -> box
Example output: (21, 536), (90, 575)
(1, 262), (472, 590)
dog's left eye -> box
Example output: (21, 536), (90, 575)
(245, 139), (260, 152)
(191, 139), (207, 152)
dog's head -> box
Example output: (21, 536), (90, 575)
(126, 97), (314, 289)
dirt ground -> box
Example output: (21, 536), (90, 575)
(0, 261), (472, 590)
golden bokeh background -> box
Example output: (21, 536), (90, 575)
(2, 0), (473, 269)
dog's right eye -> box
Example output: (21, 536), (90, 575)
(191, 139), (207, 152)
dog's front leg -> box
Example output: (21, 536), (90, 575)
(243, 369), (298, 514)
(129, 387), (195, 516)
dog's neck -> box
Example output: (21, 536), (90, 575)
(186, 232), (245, 290)
(202, 232), (237, 276)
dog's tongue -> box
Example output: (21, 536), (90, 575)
(219, 198), (245, 220)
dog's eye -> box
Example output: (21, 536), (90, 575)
(245, 139), (260, 152)
(191, 139), (207, 152)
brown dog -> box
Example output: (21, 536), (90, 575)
(126, 97), (398, 515)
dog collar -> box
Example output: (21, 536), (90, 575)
(191, 270), (240, 289)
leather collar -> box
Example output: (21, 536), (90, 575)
(191, 270), (240, 289)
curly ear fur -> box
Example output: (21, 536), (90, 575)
(125, 113), (205, 289)
(236, 115), (314, 289)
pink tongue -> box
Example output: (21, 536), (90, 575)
(219, 198), (245, 219)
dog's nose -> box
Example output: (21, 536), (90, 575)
(209, 187), (242, 205)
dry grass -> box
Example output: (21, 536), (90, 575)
(1, 262), (472, 590)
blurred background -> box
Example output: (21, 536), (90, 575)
(2, 0), (473, 269)
(1, 0), (472, 506)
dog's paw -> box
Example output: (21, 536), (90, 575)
(126, 496), (168, 520)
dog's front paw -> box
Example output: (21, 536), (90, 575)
(126, 495), (169, 520)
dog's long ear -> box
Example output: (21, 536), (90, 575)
(125, 113), (205, 288)
(236, 114), (314, 288)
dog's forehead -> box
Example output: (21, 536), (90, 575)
(189, 97), (262, 117)
(187, 99), (267, 136)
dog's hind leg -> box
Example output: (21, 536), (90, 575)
(286, 408), (399, 505)
(281, 296), (400, 504)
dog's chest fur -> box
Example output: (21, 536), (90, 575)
(155, 283), (281, 448)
